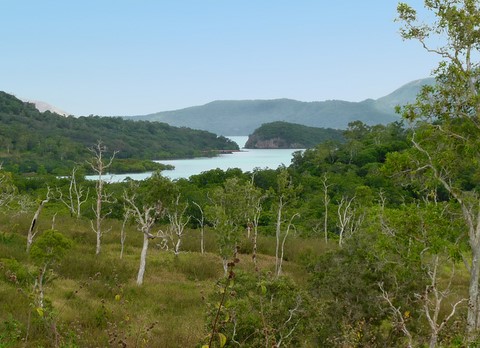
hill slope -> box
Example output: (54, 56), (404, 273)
(0, 92), (238, 174)
(127, 78), (434, 135)
(244, 121), (344, 149)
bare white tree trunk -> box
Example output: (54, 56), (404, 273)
(277, 213), (299, 278)
(167, 194), (190, 256)
(56, 166), (89, 218)
(123, 190), (159, 286)
(192, 201), (205, 254)
(120, 211), (129, 259)
(337, 196), (355, 247)
(251, 200), (262, 270)
(322, 173), (331, 243)
(27, 188), (50, 253)
(418, 256), (467, 348)
(379, 282), (414, 348)
(137, 233), (149, 286)
(87, 141), (117, 255)
(274, 195), (285, 277)
(34, 264), (48, 309)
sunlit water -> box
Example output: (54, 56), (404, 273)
(89, 136), (303, 182)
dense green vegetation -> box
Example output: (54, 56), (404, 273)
(0, 115), (472, 347)
(244, 121), (344, 149)
(2, 1), (480, 347)
(0, 92), (238, 175)
(125, 78), (433, 135)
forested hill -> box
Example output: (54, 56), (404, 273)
(0, 92), (238, 174)
(244, 121), (344, 149)
(126, 78), (435, 135)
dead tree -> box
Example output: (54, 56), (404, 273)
(321, 173), (331, 243)
(119, 209), (130, 259)
(276, 213), (299, 278)
(379, 282), (414, 348)
(251, 195), (264, 270)
(274, 169), (298, 278)
(86, 141), (117, 255)
(26, 187), (51, 253)
(166, 194), (190, 256)
(123, 191), (162, 286)
(56, 166), (89, 218)
(192, 201), (205, 254)
(417, 255), (467, 348)
(336, 195), (363, 246)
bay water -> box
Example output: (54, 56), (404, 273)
(91, 136), (303, 182)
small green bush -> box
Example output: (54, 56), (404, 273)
(0, 258), (30, 285)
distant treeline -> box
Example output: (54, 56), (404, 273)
(244, 121), (345, 149)
(0, 92), (237, 174)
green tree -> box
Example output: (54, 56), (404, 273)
(396, 0), (480, 340)
(30, 229), (72, 309)
(205, 177), (262, 274)
(273, 167), (301, 278)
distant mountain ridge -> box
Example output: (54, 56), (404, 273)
(126, 78), (435, 135)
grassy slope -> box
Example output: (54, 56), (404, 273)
(0, 208), (324, 347)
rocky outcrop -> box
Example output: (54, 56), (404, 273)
(245, 136), (305, 149)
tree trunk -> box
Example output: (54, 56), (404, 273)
(95, 177), (103, 255)
(26, 197), (49, 253)
(174, 238), (181, 256)
(275, 196), (283, 276)
(137, 233), (149, 286)
(467, 243), (480, 338)
(429, 333), (438, 348)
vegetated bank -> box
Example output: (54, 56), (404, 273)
(0, 91), (238, 175)
(244, 121), (344, 149)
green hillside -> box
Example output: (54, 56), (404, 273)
(0, 92), (238, 174)
(126, 78), (434, 135)
(244, 121), (344, 149)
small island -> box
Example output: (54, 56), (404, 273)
(244, 121), (344, 149)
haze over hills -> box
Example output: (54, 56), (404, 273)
(125, 78), (435, 135)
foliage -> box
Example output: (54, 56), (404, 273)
(309, 201), (465, 346)
(244, 121), (344, 149)
(395, 0), (480, 341)
(0, 91), (238, 175)
(204, 270), (314, 347)
(30, 229), (73, 267)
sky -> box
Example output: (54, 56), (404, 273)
(0, 0), (440, 116)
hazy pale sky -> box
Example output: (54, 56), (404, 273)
(0, 0), (439, 116)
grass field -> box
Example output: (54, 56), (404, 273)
(0, 208), (326, 347)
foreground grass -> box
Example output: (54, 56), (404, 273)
(0, 210), (323, 347)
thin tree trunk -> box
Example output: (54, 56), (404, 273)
(174, 238), (181, 256)
(322, 173), (330, 243)
(467, 244), (480, 338)
(95, 176), (103, 255)
(137, 233), (149, 286)
(252, 222), (258, 271)
(27, 195), (49, 253)
(120, 213), (128, 259)
(275, 196), (283, 276)
(277, 213), (299, 278)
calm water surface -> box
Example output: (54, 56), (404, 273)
(95, 136), (303, 182)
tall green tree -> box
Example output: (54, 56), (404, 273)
(396, 0), (480, 340)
